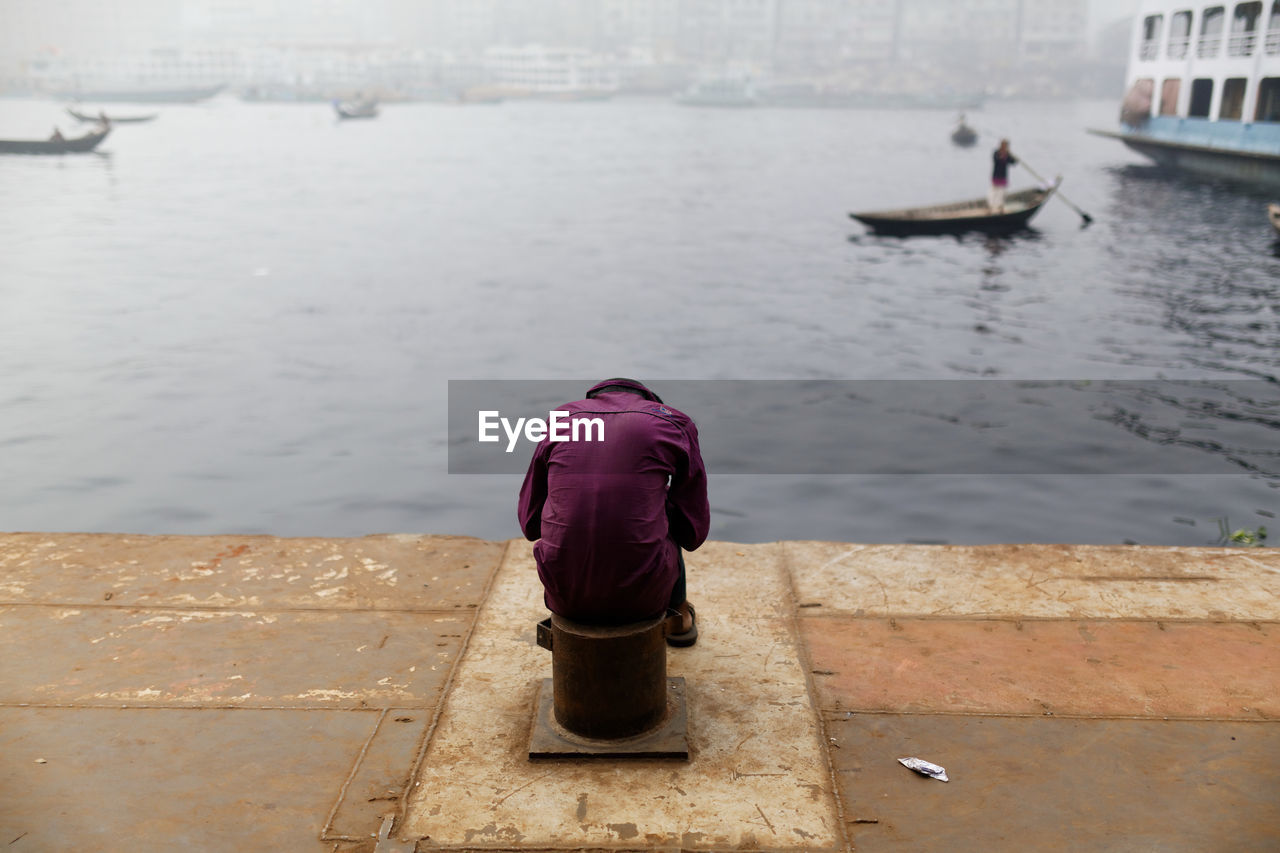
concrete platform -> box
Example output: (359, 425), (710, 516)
(1, 534), (1277, 851)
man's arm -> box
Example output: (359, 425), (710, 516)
(666, 422), (710, 551)
(517, 443), (549, 541)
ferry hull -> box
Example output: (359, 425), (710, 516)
(1090, 128), (1280, 190)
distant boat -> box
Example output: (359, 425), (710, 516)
(240, 86), (332, 102)
(0, 126), (111, 155)
(675, 78), (757, 108)
(53, 84), (224, 103)
(850, 181), (1060, 236)
(1270, 204), (1280, 237)
(335, 99), (379, 119)
(67, 107), (156, 124)
(951, 115), (978, 147)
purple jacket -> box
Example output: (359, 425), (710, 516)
(517, 380), (710, 623)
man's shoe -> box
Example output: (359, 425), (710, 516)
(666, 603), (697, 647)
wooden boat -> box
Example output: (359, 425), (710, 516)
(850, 181), (1060, 236)
(335, 99), (379, 119)
(67, 107), (156, 124)
(1270, 204), (1280, 238)
(0, 126), (111, 155)
(951, 123), (977, 147)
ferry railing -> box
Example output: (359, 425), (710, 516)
(1197, 35), (1222, 58)
(1227, 32), (1257, 56)
(1167, 36), (1190, 59)
(1267, 29), (1280, 54)
(1140, 39), (1160, 59)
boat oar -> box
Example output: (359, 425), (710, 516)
(1015, 157), (1094, 226)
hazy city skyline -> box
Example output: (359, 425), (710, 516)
(0, 0), (1136, 101)
(2, 0), (1136, 61)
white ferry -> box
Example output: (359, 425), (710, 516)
(674, 77), (758, 108)
(1091, 0), (1280, 187)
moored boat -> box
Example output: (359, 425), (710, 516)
(1270, 203), (1280, 235)
(67, 107), (156, 124)
(0, 126), (111, 155)
(675, 78), (757, 107)
(951, 116), (978, 147)
(335, 99), (379, 119)
(850, 181), (1060, 236)
(1089, 0), (1280, 189)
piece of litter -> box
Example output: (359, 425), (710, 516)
(898, 756), (948, 782)
(35, 758), (47, 764)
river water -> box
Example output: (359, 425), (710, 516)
(1, 96), (1277, 546)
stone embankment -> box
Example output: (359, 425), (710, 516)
(1, 534), (1276, 851)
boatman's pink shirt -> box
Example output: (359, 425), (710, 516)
(517, 382), (710, 623)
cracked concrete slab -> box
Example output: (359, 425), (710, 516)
(328, 707), (434, 839)
(802, 617), (1278, 719)
(825, 713), (1280, 852)
(783, 542), (1280, 620)
(402, 541), (843, 850)
(0, 706), (374, 853)
(0, 533), (502, 611)
(0, 605), (468, 708)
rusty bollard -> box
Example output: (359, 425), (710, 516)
(529, 612), (689, 759)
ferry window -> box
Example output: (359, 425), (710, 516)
(1229, 1), (1263, 55)
(1198, 6), (1226, 57)
(1189, 78), (1214, 116)
(1219, 77), (1247, 118)
(1168, 10), (1193, 58)
(1268, 1), (1280, 54)
(1160, 78), (1182, 114)
(1257, 78), (1280, 120)
(1141, 14), (1164, 58)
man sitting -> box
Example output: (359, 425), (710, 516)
(518, 379), (709, 645)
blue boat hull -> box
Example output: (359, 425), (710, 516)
(1090, 118), (1280, 190)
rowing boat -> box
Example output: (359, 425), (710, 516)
(849, 181), (1060, 236)
(67, 107), (157, 123)
(335, 99), (379, 119)
(951, 118), (977, 147)
(0, 126), (111, 155)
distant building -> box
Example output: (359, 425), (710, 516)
(1018, 0), (1090, 61)
(893, 0), (1087, 65)
(184, 0), (395, 46)
(0, 0), (1096, 97)
(483, 44), (620, 94)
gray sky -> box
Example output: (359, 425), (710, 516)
(1091, 0), (1141, 30)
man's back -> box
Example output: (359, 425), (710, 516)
(518, 382), (709, 624)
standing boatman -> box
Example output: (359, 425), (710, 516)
(989, 139), (1018, 213)
(517, 378), (708, 646)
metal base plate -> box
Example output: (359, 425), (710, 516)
(528, 677), (689, 760)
